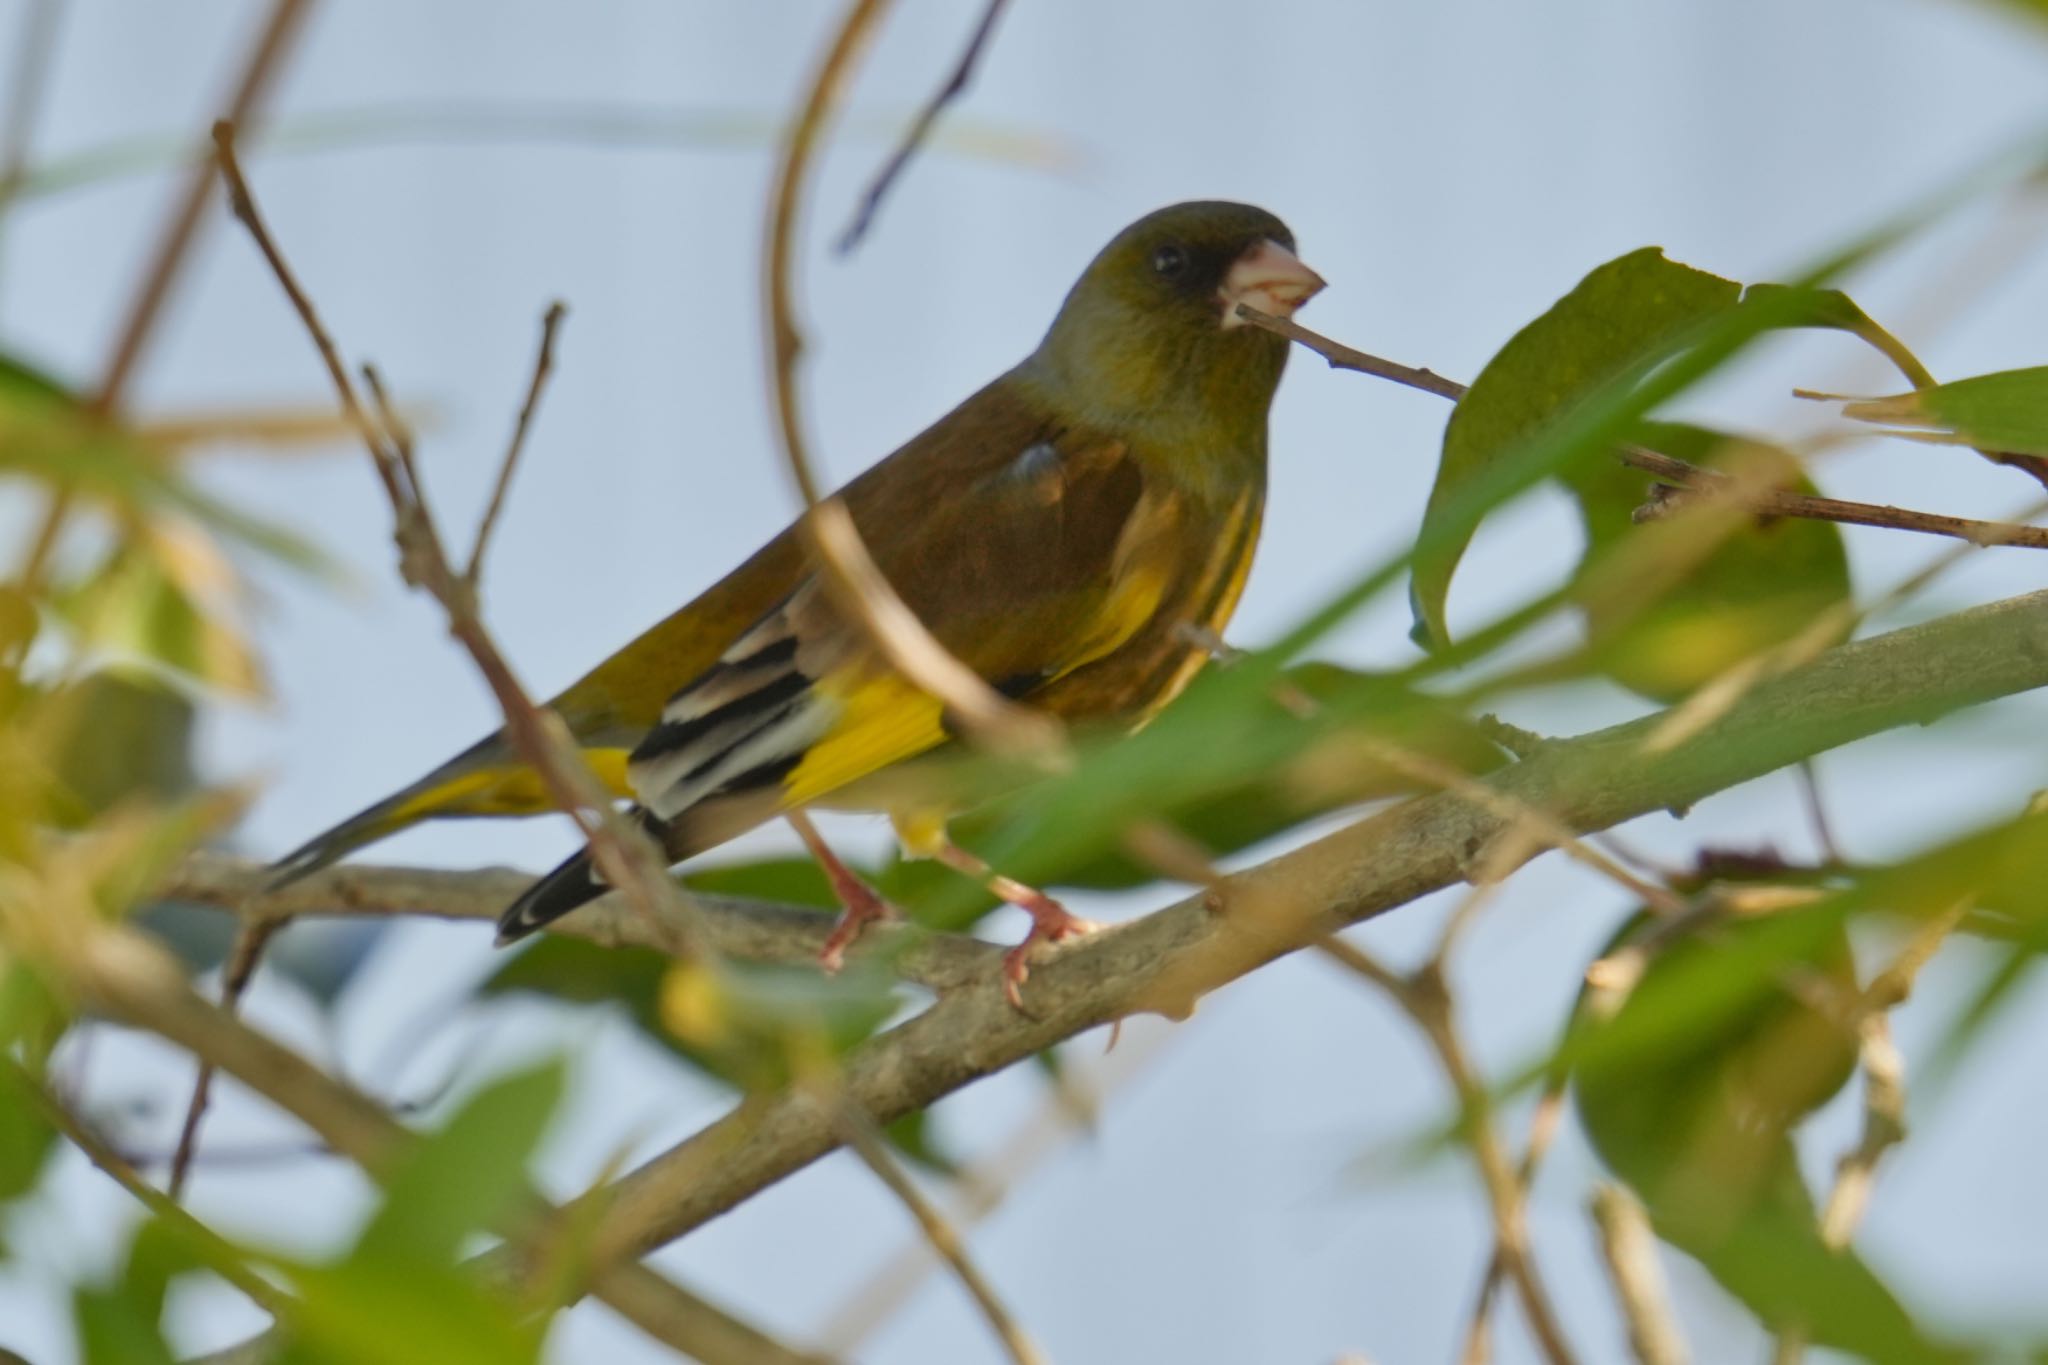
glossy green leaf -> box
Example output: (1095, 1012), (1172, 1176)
(1410, 255), (1900, 652)
(1411, 248), (1739, 649)
(1841, 365), (2048, 457)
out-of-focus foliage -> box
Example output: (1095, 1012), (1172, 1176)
(1838, 365), (2048, 456)
(1569, 422), (1852, 700)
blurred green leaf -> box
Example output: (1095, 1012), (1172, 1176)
(482, 939), (900, 1096)
(41, 671), (197, 828)
(271, 1063), (568, 1365)
(1840, 365), (2048, 456)
(882, 1110), (958, 1178)
(1568, 422), (1852, 701)
(353, 1059), (565, 1269)
(74, 1220), (200, 1365)
(0, 353), (330, 573)
(53, 540), (267, 698)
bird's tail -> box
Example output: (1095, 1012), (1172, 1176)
(266, 735), (518, 889)
(494, 807), (670, 945)
(494, 794), (774, 945)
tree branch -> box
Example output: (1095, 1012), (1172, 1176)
(157, 850), (1004, 996)
(513, 587), (2048, 1283)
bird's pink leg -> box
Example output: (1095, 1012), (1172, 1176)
(931, 842), (1097, 1008)
(788, 810), (896, 972)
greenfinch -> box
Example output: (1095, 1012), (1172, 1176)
(272, 200), (1324, 1000)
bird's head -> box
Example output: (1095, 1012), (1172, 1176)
(1025, 201), (1324, 449)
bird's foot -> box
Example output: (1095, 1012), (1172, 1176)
(997, 884), (1098, 1009)
(818, 876), (898, 974)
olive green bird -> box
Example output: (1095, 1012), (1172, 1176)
(271, 200), (1325, 1002)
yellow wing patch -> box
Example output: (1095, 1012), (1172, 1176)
(781, 672), (949, 808)
(389, 747), (634, 821)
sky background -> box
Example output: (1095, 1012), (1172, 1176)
(5, 1), (2048, 1361)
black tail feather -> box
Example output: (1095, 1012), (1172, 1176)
(496, 846), (610, 946)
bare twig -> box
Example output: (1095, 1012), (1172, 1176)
(212, 118), (712, 958)
(1236, 305), (2048, 552)
(1625, 450), (2048, 551)
(166, 915), (286, 1200)
(764, 0), (1064, 763)
(815, 1023), (1174, 1352)
(466, 300), (568, 588)
(1318, 935), (1579, 1365)
(836, 0), (1013, 254)
(1461, 1084), (1570, 1365)
(829, 1095), (1048, 1365)
(1590, 1184), (1689, 1365)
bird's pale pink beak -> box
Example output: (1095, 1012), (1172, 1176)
(1219, 239), (1326, 328)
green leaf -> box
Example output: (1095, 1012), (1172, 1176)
(1840, 365), (2048, 457)
(1567, 422), (1853, 702)
(41, 671), (197, 828)
(353, 1059), (565, 1269)
(1410, 256), (1900, 653)
(1411, 248), (1740, 649)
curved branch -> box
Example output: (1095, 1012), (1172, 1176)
(533, 587), (2048, 1274)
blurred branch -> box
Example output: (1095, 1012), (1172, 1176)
(836, 0), (1013, 254)
(828, 1094), (1048, 1365)
(1590, 1184), (1689, 1365)
(166, 915), (285, 1200)
(15, 0), (312, 594)
(1236, 305), (2048, 552)
(0, 0), (62, 218)
(1462, 1085), (1570, 1365)
(465, 300), (568, 590)
(815, 1024), (1174, 1351)
(2, 1057), (288, 1316)
(48, 921), (829, 1365)
(765, 0), (1065, 763)
(211, 117), (713, 959)
(509, 588), (2048, 1294)
(1318, 930), (1578, 1365)
(159, 849), (1003, 994)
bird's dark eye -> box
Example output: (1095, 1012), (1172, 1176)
(1151, 243), (1188, 278)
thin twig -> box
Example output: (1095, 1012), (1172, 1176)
(166, 915), (286, 1200)
(1590, 1184), (1690, 1365)
(1461, 1085), (1569, 1365)
(212, 118), (712, 958)
(0, 0), (61, 219)
(815, 1023), (1173, 1352)
(830, 1096), (1049, 1365)
(3, 1057), (289, 1315)
(467, 300), (568, 588)
(1626, 451), (2048, 550)
(1236, 305), (2048, 552)
(1317, 934), (1579, 1365)
(764, 0), (1065, 763)
(836, 0), (1012, 254)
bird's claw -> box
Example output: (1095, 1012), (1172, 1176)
(1000, 893), (1099, 1009)
(818, 885), (898, 974)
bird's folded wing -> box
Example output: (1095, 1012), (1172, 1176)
(626, 420), (1150, 823)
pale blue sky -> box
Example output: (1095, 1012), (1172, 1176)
(5, 2), (2048, 1361)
